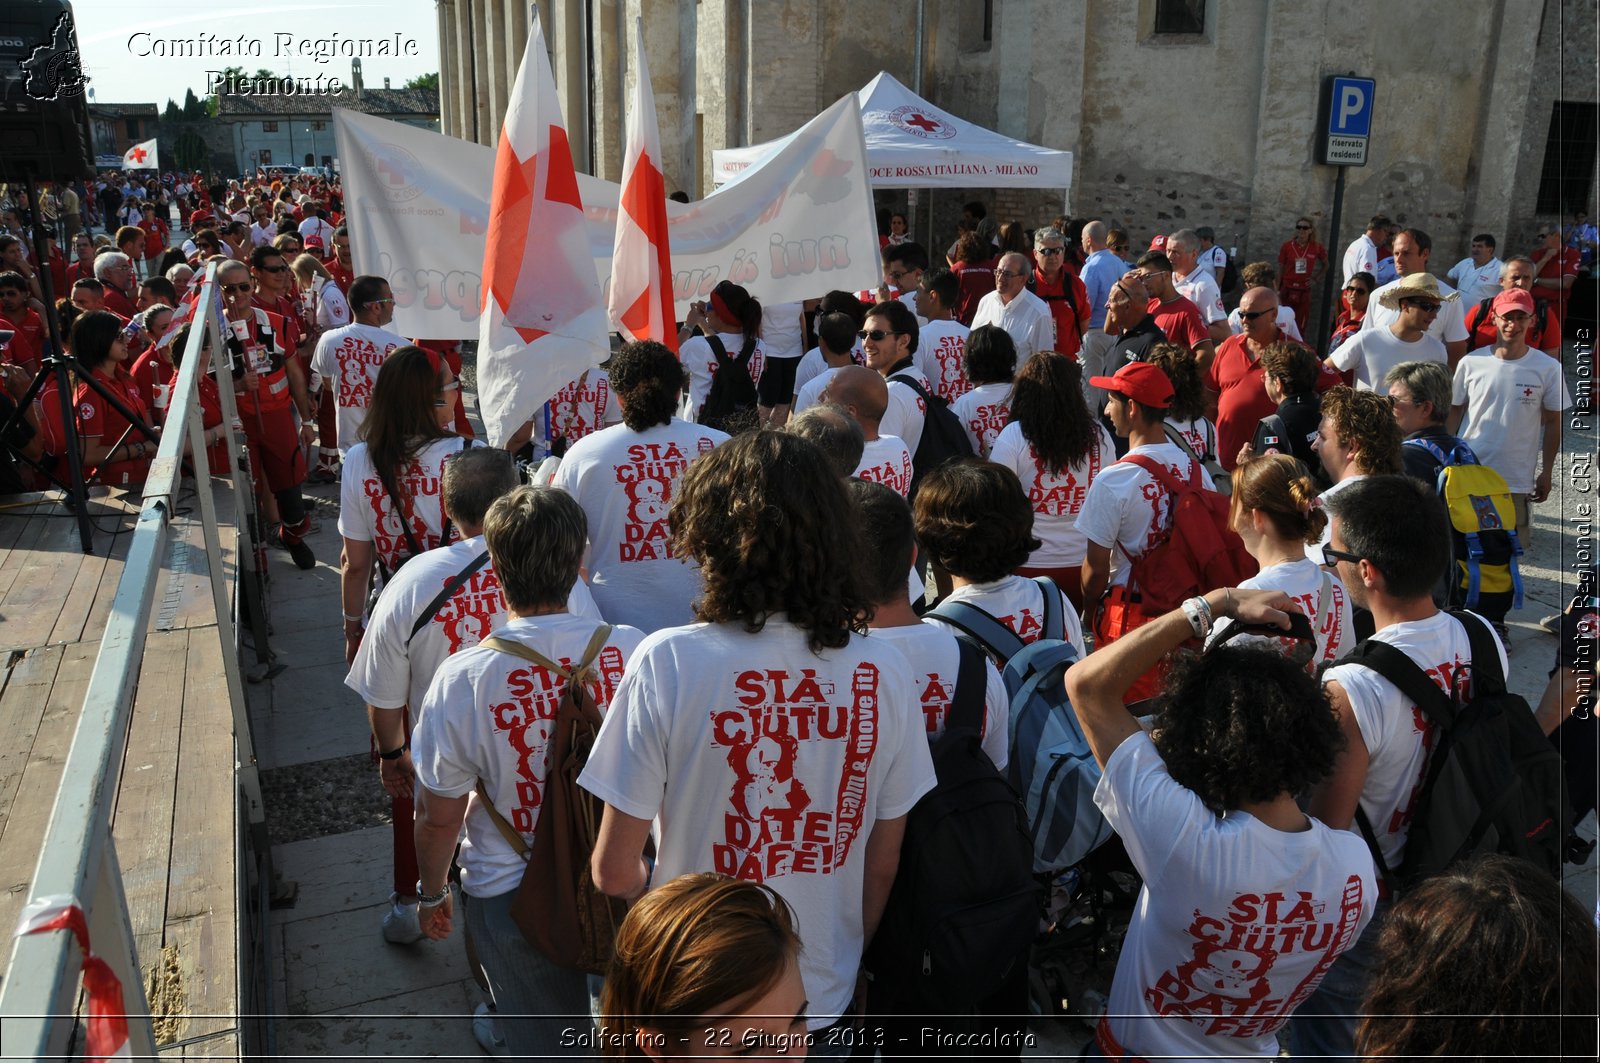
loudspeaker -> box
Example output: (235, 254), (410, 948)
(0, 0), (93, 178)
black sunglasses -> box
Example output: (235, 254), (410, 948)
(856, 329), (900, 341)
(1238, 308), (1276, 321)
(1321, 544), (1362, 567)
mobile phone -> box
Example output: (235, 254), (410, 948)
(1217, 611), (1317, 644)
(0, 329), (13, 350)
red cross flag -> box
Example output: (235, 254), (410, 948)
(122, 138), (158, 171)
(608, 18), (676, 352)
(476, 10), (608, 445)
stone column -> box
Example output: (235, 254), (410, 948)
(485, 0), (510, 135)
(436, 0), (456, 138)
(473, 0), (494, 144)
(454, 0), (478, 142)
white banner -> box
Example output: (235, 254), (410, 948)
(335, 94), (880, 341)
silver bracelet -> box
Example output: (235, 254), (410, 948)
(1181, 596), (1212, 639)
(416, 881), (450, 908)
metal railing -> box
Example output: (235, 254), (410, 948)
(0, 262), (266, 1058)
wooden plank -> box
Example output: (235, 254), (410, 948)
(0, 496), (46, 587)
(161, 628), (238, 1040)
(0, 499), (133, 653)
(110, 628), (189, 976)
(0, 508), (55, 625)
(0, 641), (97, 953)
(158, 480), (241, 633)
(178, 1030), (239, 1058)
(46, 524), (129, 647)
(0, 645), (66, 851)
(79, 516), (141, 646)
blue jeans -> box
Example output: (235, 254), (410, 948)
(463, 889), (591, 1058)
(1287, 898), (1389, 1062)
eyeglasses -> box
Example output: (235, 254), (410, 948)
(1404, 299), (1442, 313)
(1321, 544), (1363, 567)
(856, 329), (900, 341)
(220, 282), (252, 293)
(1342, 285), (1368, 294)
(1138, 269), (1169, 282)
(1295, 224), (1312, 230)
(1238, 308), (1276, 321)
(434, 380), (460, 406)
(1037, 246), (1065, 256)
(1110, 244), (1129, 252)
(365, 297), (395, 307)
(994, 270), (1023, 279)
(258, 264), (289, 274)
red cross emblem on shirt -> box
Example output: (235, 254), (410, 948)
(1523, 387), (1535, 397)
(127, 147), (147, 163)
(904, 113), (941, 133)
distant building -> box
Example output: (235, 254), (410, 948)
(215, 60), (439, 175)
(89, 102), (159, 157)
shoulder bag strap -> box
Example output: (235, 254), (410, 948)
(479, 623), (614, 683)
(1033, 576), (1065, 642)
(1449, 609), (1507, 697)
(929, 599), (1026, 663)
(475, 778), (530, 858)
(1341, 638), (1458, 731)
(947, 636), (989, 735)
(378, 466), (425, 559)
(1162, 423), (1204, 468)
(890, 371), (932, 405)
(705, 334), (726, 362)
(409, 550), (491, 642)
(1352, 806), (1395, 887)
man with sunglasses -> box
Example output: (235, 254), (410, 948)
(1463, 257), (1562, 356)
(310, 276), (408, 466)
(1529, 221), (1580, 321)
(971, 251), (1056, 364)
(1029, 226), (1090, 361)
(1278, 217), (1327, 334)
(860, 299), (930, 455)
(1293, 474), (1508, 1061)
(1359, 229), (1470, 365)
(1329, 272), (1451, 390)
(1134, 250), (1213, 367)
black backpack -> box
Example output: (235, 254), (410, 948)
(696, 334), (759, 432)
(1468, 296), (1549, 341)
(1218, 251), (1239, 294)
(1029, 275), (1083, 343)
(889, 371), (976, 496)
(865, 638), (1041, 1009)
(1343, 611), (1570, 891)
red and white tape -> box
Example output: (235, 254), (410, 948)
(16, 897), (133, 1061)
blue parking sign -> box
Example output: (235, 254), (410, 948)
(1329, 77), (1375, 137)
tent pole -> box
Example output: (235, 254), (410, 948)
(927, 188), (934, 255)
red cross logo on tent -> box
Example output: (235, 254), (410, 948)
(904, 113), (940, 133)
(128, 146), (147, 163)
(885, 105), (957, 140)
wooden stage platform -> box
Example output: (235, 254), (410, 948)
(0, 482), (251, 1058)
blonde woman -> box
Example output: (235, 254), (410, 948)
(290, 252), (350, 331)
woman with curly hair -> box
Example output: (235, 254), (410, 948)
(916, 457), (1089, 654)
(989, 352), (1114, 608)
(1145, 341), (1218, 464)
(1209, 453), (1355, 668)
(1064, 585), (1375, 1063)
(552, 339), (729, 632)
(585, 430), (936, 1044)
(599, 873), (806, 1060)
(1355, 854), (1597, 1062)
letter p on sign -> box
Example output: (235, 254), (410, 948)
(1338, 86), (1364, 129)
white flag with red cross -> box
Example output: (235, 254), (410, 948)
(608, 18), (676, 352)
(475, 10), (609, 446)
(122, 139), (158, 170)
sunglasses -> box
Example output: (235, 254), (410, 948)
(364, 297), (395, 307)
(220, 282), (252, 293)
(1238, 308), (1276, 321)
(1343, 285), (1369, 295)
(1037, 246), (1065, 255)
(856, 329), (900, 341)
(1295, 224), (1312, 230)
(258, 264), (290, 274)
(1404, 299), (1442, 313)
(1321, 544), (1362, 567)
(434, 380), (460, 406)
(994, 270), (1024, 279)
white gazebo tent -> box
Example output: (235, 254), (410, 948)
(713, 71), (1073, 229)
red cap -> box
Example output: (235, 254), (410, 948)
(1148, 234), (1168, 252)
(304, 235), (324, 250)
(1491, 288), (1535, 317)
(1089, 360), (1175, 409)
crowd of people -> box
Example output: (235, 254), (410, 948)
(0, 172), (1594, 1061)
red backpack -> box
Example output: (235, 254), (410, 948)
(1120, 454), (1257, 614)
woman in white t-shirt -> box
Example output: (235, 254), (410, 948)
(339, 346), (478, 662)
(1209, 454), (1355, 668)
(949, 323), (1015, 458)
(1147, 341), (1219, 464)
(676, 280), (766, 432)
(989, 352), (1112, 609)
(289, 253), (351, 332)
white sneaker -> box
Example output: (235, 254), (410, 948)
(381, 894), (424, 945)
(473, 1001), (508, 1057)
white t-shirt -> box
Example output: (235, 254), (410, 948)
(990, 421), (1114, 567)
(1077, 443), (1214, 587)
(792, 342), (864, 400)
(1226, 304), (1303, 342)
(310, 322), (410, 453)
(1361, 277), (1468, 345)
(313, 278), (351, 331)
(679, 331), (767, 419)
(1196, 245), (1228, 284)
(1323, 610), (1508, 869)
(297, 215), (335, 247)
(533, 369), (621, 461)
(1328, 326), (1447, 391)
(578, 620), (936, 1028)
(792, 364), (845, 417)
(249, 221), (276, 248)
(916, 318), (971, 403)
(347, 535), (602, 712)
(551, 419), (728, 633)
(884, 366), (931, 455)
(1164, 416), (1218, 461)
(1343, 233), (1380, 284)
(413, 614), (645, 898)
(1095, 733), (1376, 1061)
(971, 288), (1056, 362)
(927, 574), (1089, 660)
(951, 381), (1013, 457)
(338, 436), (480, 577)
(1451, 349), (1570, 493)
(871, 623), (1010, 770)
(1304, 474), (1366, 562)
(1445, 256), (1503, 308)
(1209, 557), (1355, 670)
(1174, 268), (1227, 325)
(853, 435), (914, 498)
(760, 301), (806, 361)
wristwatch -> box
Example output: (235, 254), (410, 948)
(378, 743), (409, 761)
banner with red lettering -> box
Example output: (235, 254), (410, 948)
(335, 93), (878, 343)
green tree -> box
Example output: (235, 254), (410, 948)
(182, 88), (206, 121)
(403, 72), (439, 91)
(163, 99), (182, 122)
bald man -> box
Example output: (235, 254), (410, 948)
(971, 251), (1056, 363)
(823, 365), (914, 498)
(1081, 220), (1131, 330)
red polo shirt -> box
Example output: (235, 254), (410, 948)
(1207, 332), (1339, 470)
(1032, 267), (1090, 359)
